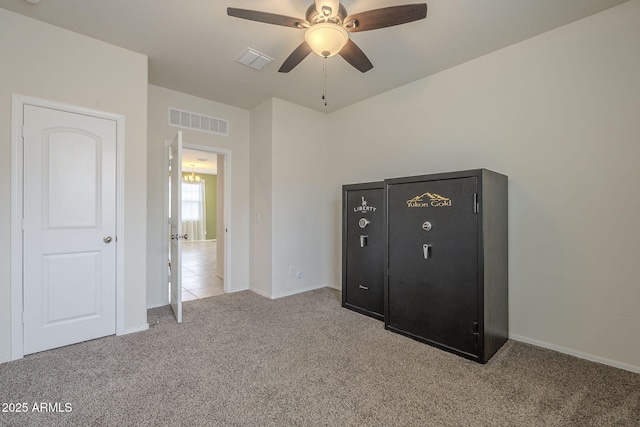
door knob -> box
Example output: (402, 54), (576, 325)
(103, 236), (113, 244)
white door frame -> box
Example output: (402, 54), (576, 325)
(10, 94), (126, 361)
(162, 140), (232, 301)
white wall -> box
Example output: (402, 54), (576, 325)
(0, 9), (149, 362)
(271, 99), (330, 298)
(249, 98), (330, 299)
(326, 0), (640, 371)
(147, 85), (251, 307)
(216, 153), (226, 279)
(249, 99), (274, 298)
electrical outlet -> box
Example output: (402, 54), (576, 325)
(288, 266), (295, 276)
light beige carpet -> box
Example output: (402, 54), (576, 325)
(1, 288), (638, 426)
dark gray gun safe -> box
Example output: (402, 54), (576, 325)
(385, 169), (508, 363)
(342, 182), (385, 320)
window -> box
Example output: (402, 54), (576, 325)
(182, 182), (202, 221)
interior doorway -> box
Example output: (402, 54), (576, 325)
(164, 140), (231, 307)
(177, 148), (224, 301)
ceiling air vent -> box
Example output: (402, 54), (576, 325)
(235, 47), (273, 71)
(168, 108), (229, 136)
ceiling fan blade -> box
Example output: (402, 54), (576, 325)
(344, 4), (427, 32)
(227, 8), (308, 29)
(339, 39), (373, 73)
(278, 42), (313, 73)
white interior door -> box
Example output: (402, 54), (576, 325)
(22, 105), (116, 355)
(170, 131), (183, 323)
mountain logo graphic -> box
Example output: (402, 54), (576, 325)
(406, 192), (452, 208)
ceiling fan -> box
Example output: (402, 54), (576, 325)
(227, 1), (427, 73)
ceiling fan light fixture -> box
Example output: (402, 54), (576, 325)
(228, 2), (428, 73)
(304, 23), (348, 58)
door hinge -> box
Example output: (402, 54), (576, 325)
(473, 193), (479, 214)
(21, 218), (25, 230)
(21, 312), (25, 324)
(472, 321), (479, 335)
(21, 125), (25, 138)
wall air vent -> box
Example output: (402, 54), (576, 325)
(168, 108), (229, 136)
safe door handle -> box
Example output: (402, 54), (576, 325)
(360, 235), (368, 248)
(423, 244), (431, 259)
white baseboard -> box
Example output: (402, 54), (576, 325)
(325, 284), (341, 291)
(272, 283), (328, 300)
(509, 333), (640, 374)
(146, 301), (167, 309)
(119, 324), (150, 336)
(250, 287), (273, 299)
(2, 326), (151, 364)
(251, 284), (329, 300)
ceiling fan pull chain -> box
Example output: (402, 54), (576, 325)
(322, 57), (328, 107)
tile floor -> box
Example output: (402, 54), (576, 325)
(179, 240), (224, 301)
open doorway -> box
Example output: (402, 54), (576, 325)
(178, 148), (223, 301)
(164, 140), (230, 307)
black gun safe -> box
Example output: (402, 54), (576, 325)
(342, 182), (385, 320)
(384, 169), (508, 363)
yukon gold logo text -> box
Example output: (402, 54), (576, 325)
(406, 192), (452, 208)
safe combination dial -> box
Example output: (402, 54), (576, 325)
(358, 218), (370, 228)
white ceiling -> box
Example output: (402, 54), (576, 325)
(0, 0), (629, 113)
(182, 149), (218, 176)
